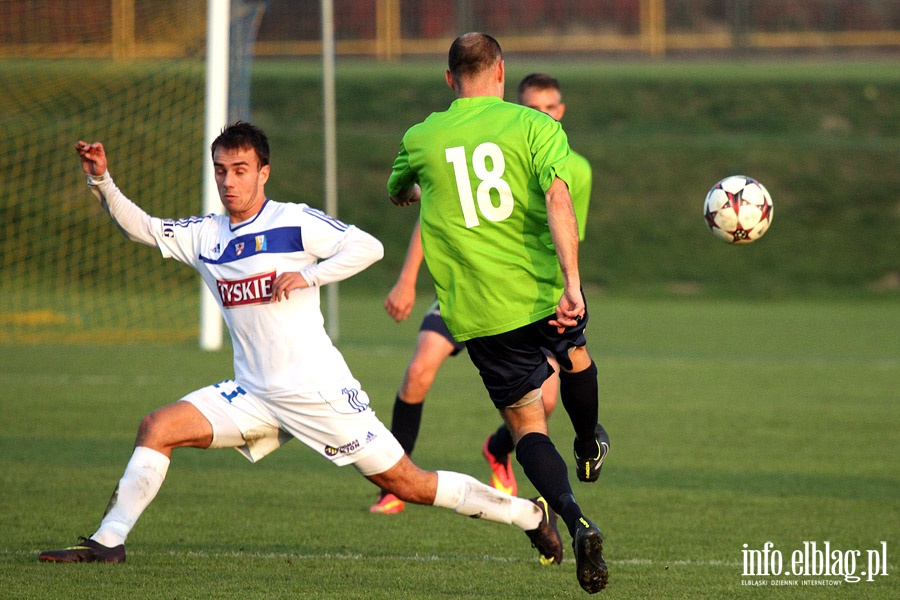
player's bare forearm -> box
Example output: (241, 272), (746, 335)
(75, 141), (108, 178)
(384, 220), (423, 322)
(546, 178), (581, 290)
(545, 177), (584, 331)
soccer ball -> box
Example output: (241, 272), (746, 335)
(703, 176), (774, 244)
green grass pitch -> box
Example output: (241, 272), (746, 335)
(1, 293), (897, 599)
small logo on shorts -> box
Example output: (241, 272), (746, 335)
(324, 438), (361, 457)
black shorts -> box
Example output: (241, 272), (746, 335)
(465, 304), (589, 408)
(420, 300), (466, 356)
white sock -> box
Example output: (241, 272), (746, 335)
(91, 446), (170, 547)
(432, 470), (543, 531)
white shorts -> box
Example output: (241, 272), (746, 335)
(181, 379), (405, 476)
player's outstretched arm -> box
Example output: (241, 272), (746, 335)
(76, 140), (158, 248)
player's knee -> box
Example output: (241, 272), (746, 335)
(400, 363), (437, 402)
(134, 403), (208, 450)
(135, 410), (165, 445)
(563, 346), (593, 373)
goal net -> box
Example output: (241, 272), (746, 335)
(0, 1), (264, 344)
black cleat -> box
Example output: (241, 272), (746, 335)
(573, 518), (608, 593)
(39, 537), (125, 564)
(574, 423), (610, 483)
(524, 497), (563, 565)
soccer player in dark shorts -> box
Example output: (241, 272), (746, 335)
(388, 33), (610, 593)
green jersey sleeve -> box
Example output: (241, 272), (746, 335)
(567, 149), (592, 241)
(387, 139), (417, 196)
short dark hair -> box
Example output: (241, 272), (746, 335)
(517, 72), (562, 102)
(211, 121), (270, 167)
(448, 32), (502, 81)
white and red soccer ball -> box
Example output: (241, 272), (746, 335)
(703, 175), (774, 244)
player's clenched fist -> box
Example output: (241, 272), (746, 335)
(75, 141), (108, 177)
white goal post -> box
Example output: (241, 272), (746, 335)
(199, 0), (230, 351)
(321, 0), (340, 343)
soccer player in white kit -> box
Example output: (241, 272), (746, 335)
(39, 122), (562, 569)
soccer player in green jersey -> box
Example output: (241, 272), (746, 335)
(372, 72), (597, 515)
(388, 33), (608, 594)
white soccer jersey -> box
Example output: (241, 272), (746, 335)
(89, 173), (383, 399)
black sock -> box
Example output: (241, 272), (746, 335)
(557, 493), (587, 538)
(391, 395), (423, 456)
(516, 432), (583, 537)
(560, 360), (599, 449)
(487, 424), (515, 458)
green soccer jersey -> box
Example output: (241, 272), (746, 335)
(388, 96), (574, 341)
(568, 149), (592, 242)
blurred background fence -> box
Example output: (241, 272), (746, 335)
(2, 1), (898, 345)
(2, 0), (900, 60)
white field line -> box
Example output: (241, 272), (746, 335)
(12, 549), (898, 572)
(10, 547), (739, 567)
